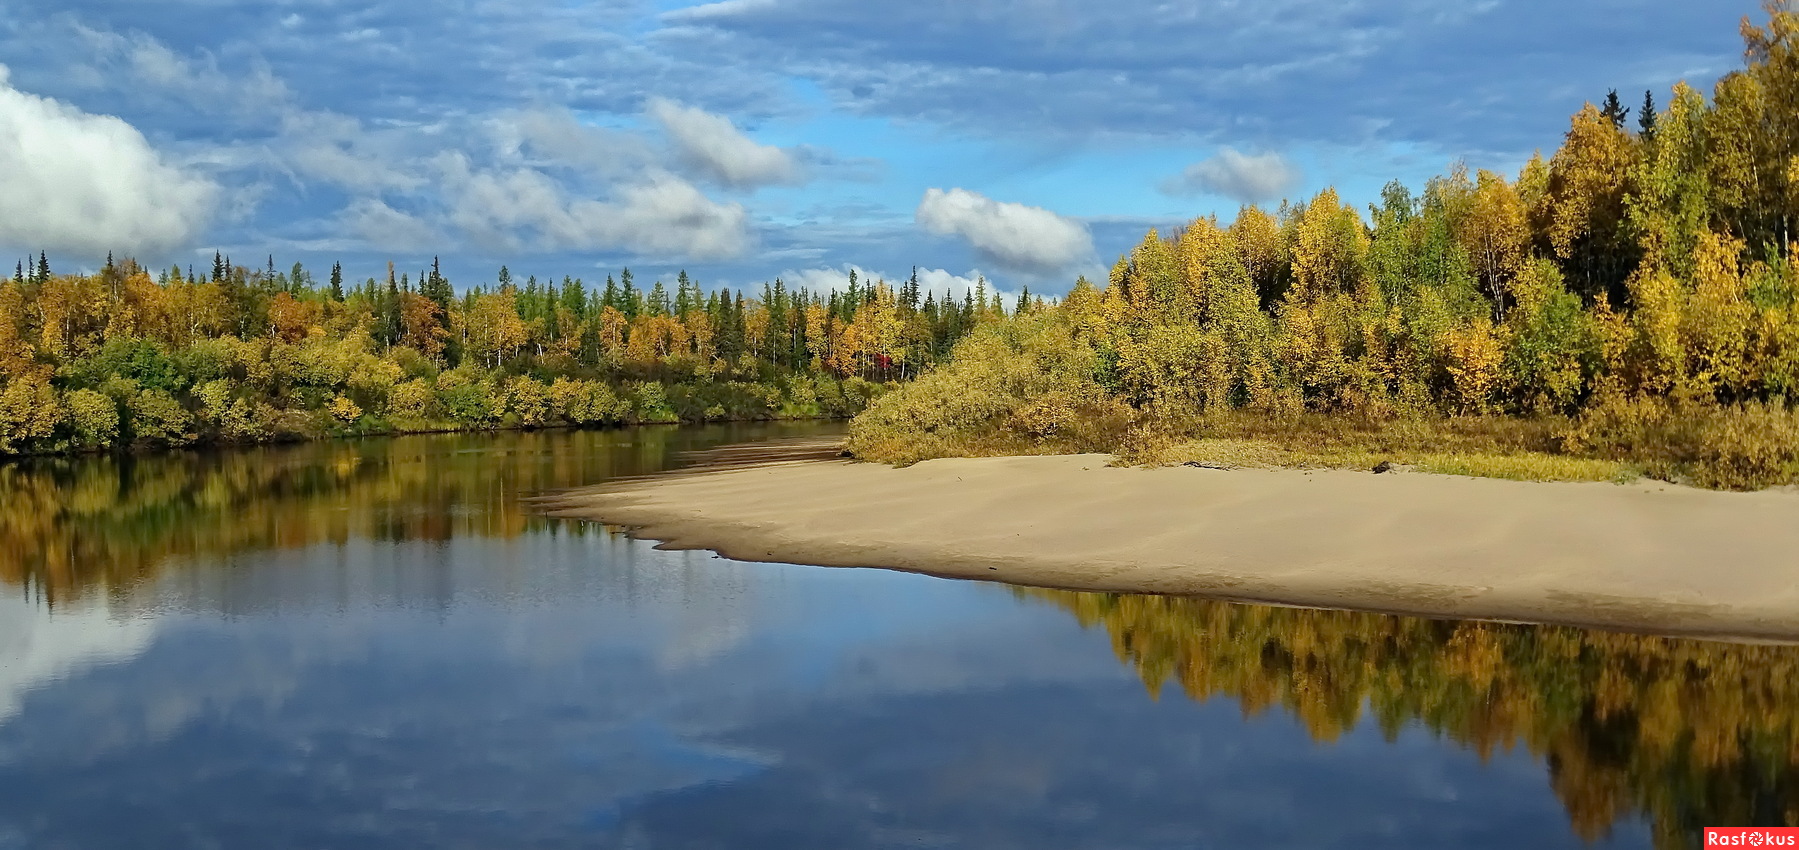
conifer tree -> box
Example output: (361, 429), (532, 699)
(1600, 89), (1629, 128)
(1639, 89), (1659, 140)
(330, 262), (345, 302)
(36, 252), (49, 282)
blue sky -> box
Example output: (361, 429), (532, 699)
(0, 0), (1767, 296)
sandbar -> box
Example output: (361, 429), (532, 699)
(542, 450), (1799, 641)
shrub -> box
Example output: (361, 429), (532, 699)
(64, 388), (119, 448)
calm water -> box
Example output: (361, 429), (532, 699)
(0, 425), (1792, 849)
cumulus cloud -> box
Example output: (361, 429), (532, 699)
(779, 264), (1017, 304)
(595, 174), (752, 258)
(436, 155), (749, 258)
(1160, 148), (1302, 204)
(492, 107), (657, 180)
(341, 198), (438, 251)
(0, 64), (218, 256)
(915, 188), (1092, 274)
(648, 98), (802, 188)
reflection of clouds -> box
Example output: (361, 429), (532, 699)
(0, 534), (1633, 848)
(0, 594), (158, 724)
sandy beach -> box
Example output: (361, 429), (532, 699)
(543, 447), (1799, 641)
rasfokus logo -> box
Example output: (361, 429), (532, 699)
(1706, 828), (1799, 846)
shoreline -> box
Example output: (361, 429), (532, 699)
(543, 452), (1799, 643)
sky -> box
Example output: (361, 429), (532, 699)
(0, 0), (1770, 297)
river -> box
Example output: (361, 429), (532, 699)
(0, 423), (1788, 848)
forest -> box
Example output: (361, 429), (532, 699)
(0, 248), (1018, 454)
(849, 3), (1799, 490)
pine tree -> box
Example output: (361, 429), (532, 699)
(648, 280), (670, 316)
(330, 262), (345, 302)
(423, 256), (450, 308)
(1601, 89), (1629, 128)
(1639, 89), (1659, 140)
(621, 269), (640, 320)
(1016, 285), (1031, 314)
(382, 263), (401, 348)
(212, 251), (225, 283)
(12, 261), (21, 284)
(498, 265), (513, 290)
(36, 252), (49, 283)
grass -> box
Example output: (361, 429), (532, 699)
(1124, 435), (1637, 484)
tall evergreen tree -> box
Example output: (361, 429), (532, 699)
(621, 269), (640, 319)
(1600, 89), (1629, 128)
(212, 251), (225, 283)
(601, 275), (619, 313)
(1639, 89), (1659, 140)
(329, 262), (345, 302)
(36, 252), (50, 282)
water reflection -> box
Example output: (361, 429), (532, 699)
(1022, 590), (1799, 847)
(0, 426), (1782, 848)
(0, 422), (836, 606)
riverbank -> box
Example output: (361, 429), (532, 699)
(544, 452), (1799, 641)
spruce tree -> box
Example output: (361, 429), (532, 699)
(212, 251), (225, 282)
(1639, 89), (1659, 140)
(330, 262), (345, 302)
(37, 252), (50, 282)
(13, 261), (22, 284)
(1600, 89), (1629, 128)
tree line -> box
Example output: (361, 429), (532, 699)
(0, 245), (1021, 454)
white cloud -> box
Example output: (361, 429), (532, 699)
(492, 107), (657, 181)
(0, 64), (219, 257)
(1160, 148), (1302, 204)
(648, 98), (802, 189)
(69, 22), (291, 116)
(915, 187), (1093, 274)
(594, 173), (752, 258)
(436, 155), (749, 258)
(342, 198), (438, 251)
(778, 264), (1017, 304)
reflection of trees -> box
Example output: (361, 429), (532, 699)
(1028, 590), (1799, 848)
(0, 425), (806, 606)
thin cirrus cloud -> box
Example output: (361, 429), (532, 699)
(916, 188), (1093, 275)
(1159, 148), (1303, 205)
(658, 0), (1760, 154)
(0, 64), (218, 257)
